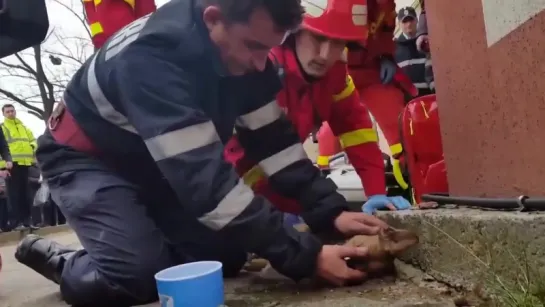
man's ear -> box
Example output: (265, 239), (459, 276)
(202, 6), (223, 31)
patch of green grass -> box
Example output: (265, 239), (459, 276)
(485, 248), (545, 307)
(422, 220), (545, 307)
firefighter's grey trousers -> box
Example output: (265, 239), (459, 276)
(48, 168), (248, 306)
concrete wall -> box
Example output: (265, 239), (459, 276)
(428, 1), (545, 197)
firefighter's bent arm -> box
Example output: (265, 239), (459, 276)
(235, 64), (349, 234)
(115, 45), (321, 281)
(327, 66), (386, 197)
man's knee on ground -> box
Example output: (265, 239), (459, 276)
(61, 255), (163, 305)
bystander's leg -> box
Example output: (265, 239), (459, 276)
(0, 196), (8, 231)
(6, 163), (22, 229)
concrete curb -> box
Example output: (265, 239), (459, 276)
(378, 209), (545, 290)
(0, 224), (72, 246)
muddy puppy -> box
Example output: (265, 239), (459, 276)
(255, 225), (418, 282)
(344, 227), (419, 278)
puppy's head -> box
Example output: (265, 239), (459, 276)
(379, 227), (419, 256)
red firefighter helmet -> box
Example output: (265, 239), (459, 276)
(301, 0), (369, 41)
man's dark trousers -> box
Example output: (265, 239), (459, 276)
(6, 163), (31, 227)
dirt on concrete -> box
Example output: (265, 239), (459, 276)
(0, 231), (462, 307)
(378, 208), (545, 294)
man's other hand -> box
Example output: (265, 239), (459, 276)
(316, 245), (368, 286)
(416, 35), (430, 53)
(333, 211), (388, 236)
(362, 195), (411, 215)
(5, 161), (12, 170)
(379, 57), (397, 84)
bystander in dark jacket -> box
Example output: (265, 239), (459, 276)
(415, 2), (434, 92)
(394, 7), (434, 99)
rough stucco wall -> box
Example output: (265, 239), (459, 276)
(428, 0), (545, 197)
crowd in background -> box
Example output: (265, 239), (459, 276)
(394, 4), (435, 100)
(0, 104), (65, 232)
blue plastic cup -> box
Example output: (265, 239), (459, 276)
(155, 261), (224, 307)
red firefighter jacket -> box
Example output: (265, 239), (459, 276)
(347, 0), (416, 96)
(224, 44), (387, 208)
(83, 0), (156, 49)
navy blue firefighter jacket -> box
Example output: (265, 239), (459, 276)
(36, 0), (350, 280)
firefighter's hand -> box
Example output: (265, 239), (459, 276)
(379, 57), (397, 84)
(316, 245), (368, 286)
(362, 195), (411, 215)
(5, 161), (12, 170)
(333, 211), (388, 236)
(416, 35), (430, 53)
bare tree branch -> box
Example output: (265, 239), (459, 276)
(14, 53), (39, 76)
(0, 0), (92, 121)
(52, 0), (93, 40)
(0, 88), (45, 117)
(0, 60), (34, 74)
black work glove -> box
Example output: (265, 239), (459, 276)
(379, 57), (397, 84)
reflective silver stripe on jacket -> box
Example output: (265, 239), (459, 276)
(397, 58), (426, 68)
(198, 179), (255, 230)
(236, 100), (308, 176)
(86, 54), (137, 134)
(144, 121), (220, 161)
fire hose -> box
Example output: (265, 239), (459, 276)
(421, 193), (545, 211)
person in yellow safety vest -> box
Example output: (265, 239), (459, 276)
(1, 104), (38, 231)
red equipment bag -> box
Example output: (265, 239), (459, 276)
(400, 94), (448, 204)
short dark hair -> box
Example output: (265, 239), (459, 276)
(201, 0), (304, 31)
(2, 104), (14, 112)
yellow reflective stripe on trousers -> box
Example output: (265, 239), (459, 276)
(242, 165), (265, 187)
(390, 143), (403, 156)
(332, 75), (356, 102)
(391, 159), (409, 190)
(316, 155), (329, 167)
(339, 128), (378, 148)
(90, 22), (104, 37)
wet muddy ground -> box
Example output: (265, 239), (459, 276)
(0, 231), (466, 307)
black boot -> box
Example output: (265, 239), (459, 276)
(15, 234), (76, 284)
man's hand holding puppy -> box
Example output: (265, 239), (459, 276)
(315, 212), (388, 285)
(316, 245), (369, 286)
